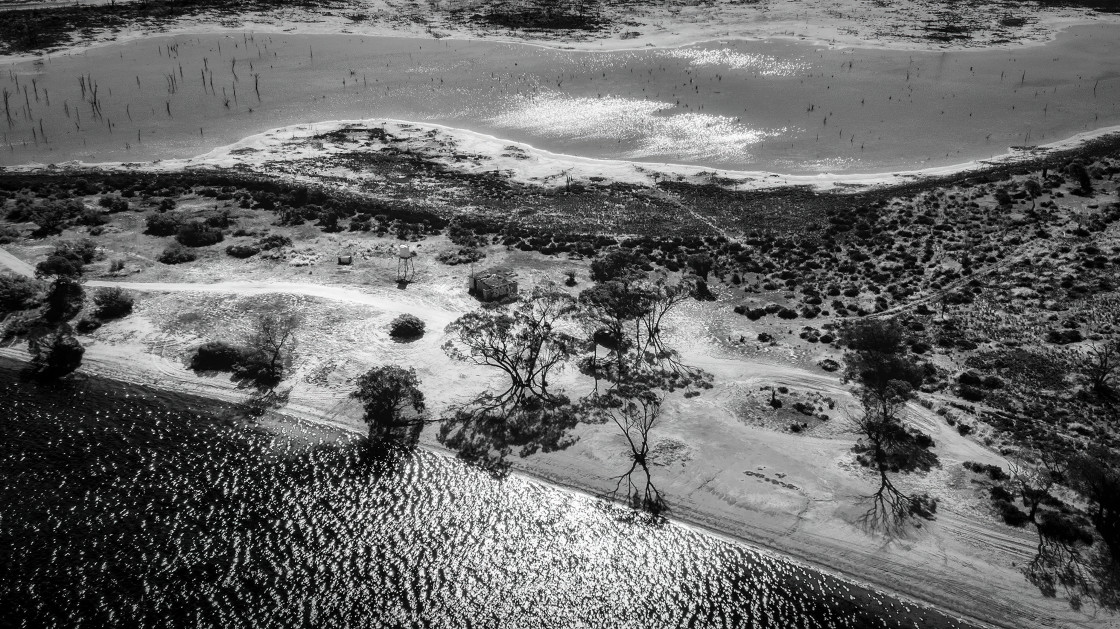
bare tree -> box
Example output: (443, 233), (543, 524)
(850, 383), (938, 536)
(237, 311), (299, 388)
(587, 384), (667, 515)
(1083, 341), (1118, 395)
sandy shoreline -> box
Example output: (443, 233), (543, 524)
(10, 116), (1120, 195)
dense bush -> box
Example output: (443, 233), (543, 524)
(257, 234), (292, 250)
(98, 194), (129, 213)
(176, 222), (224, 247)
(994, 499), (1031, 527)
(92, 287), (134, 319)
(144, 212), (182, 236)
(0, 224), (19, 244)
(1037, 511), (1094, 546)
(225, 244), (261, 259)
(389, 314), (426, 340)
(75, 317), (102, 334)
(958, 384), (986, 402)
(43, 277), (84, 322)
(189, 341), (246, 372)
(0, 275), (42, 313)
(158, 243), (196, 265)
(1046, 329), (1083, 345)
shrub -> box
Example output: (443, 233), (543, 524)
(43, 277), (84, 322)
(989, 485), (1013, 502)
(92, 287), (134, 319)
(109, 259), (126, 273)
(1037, 512), (1094, 546)
(176, 222), (224, 247)
(389, 314), (425, 340)
(158, 243), (196, 265)
(75, 317), (102, 334)
(958, 384), (985, 402)
(1046, 329), (1083, 345)
(189, 341), (245, 372)
(145, 212), (182, 236)
(0, 225), (19, 244)
(99, 195), (129, 212)
(909, 493), (938, 519)
(27, 327), (84, 380)
(957, 423), (973, 436)
(226, 244), (261, 259)
(77, 208), (107, 227)
(257, 234), (292, 250)
(777, 307), (799, 319)
(994, 499), (1030, 527)
(818, 358), (840, 372)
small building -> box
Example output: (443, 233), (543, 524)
(337, 255), (352, 265)
(468, 268), (518, 302)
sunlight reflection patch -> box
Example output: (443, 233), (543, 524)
(489, 92), (785, 162)
(661, 48), (808, 75)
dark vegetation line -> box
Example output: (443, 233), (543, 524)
(2, 0), (1119, 56)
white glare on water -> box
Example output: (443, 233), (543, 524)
(489, 92), (785, 161)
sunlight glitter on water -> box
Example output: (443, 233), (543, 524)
(0, 372), (978, 629)
(489, 92), (786, 162)
(659, 47), (809, 75)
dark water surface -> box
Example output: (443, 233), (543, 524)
(0, 366), (978, 628)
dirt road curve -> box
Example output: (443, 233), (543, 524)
(0, 247), (35, 277)
(0, 246), (457, 326)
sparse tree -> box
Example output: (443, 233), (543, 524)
(842, 318), (925, 412)
(850, 382), (938, 536)
(443, 285), (580, 411)
(236, 312), (299, 388)
(587, 383), (667, 515)
(440, 285), (582, 471)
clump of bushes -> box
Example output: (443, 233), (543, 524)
(1046, 329), (1083, 345)
(158, 243), (196, 265)
(145, 212), (182, 236)
(176, 221), (224, 247)
(963, 460), (1008, 481)
(0, 275), (43, 313)
(92, 287), (134, 319)
(0, 225), (20, 244)
(436, 247), (485, 266)
(35, 239), (99, 278)
(257, 234), (292, 250)
(389, 314), (425, 340)
(98, 194), (129, 213)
